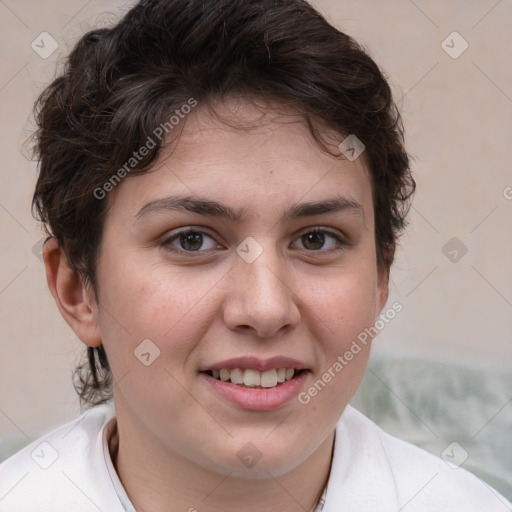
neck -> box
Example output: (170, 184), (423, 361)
(111, 405), (334, 512)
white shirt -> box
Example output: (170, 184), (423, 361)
(0, 403), (510, 512)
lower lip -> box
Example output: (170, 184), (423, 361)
(200, 371), (310, 411)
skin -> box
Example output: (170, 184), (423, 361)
(44, 98), (389, 512)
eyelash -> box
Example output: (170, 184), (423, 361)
(161, 227), (347, 256)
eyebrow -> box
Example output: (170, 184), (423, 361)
(135, 194), (363, 223)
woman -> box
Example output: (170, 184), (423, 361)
(0, 1), (509, 510)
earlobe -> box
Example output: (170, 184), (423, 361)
(43, 237), (102, 348)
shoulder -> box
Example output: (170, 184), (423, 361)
(0, 403), (124, 512)
(324, 406), (512, 512)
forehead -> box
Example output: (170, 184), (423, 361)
(108, 98), (374, 223)
(165, 98), (364, 174)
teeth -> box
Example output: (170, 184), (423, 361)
(261, 369), (278, 388)
(230, 368), (244, 385)
(243, 369), (261, 387)
(210, 368), (298, 388)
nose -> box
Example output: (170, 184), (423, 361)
(221, 245), (301, 338)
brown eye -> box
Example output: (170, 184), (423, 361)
(163, 229), (221, 253)
(292, 229), (344, 252)
(302, 232), (326, 250)
(179, 232), (204, 251)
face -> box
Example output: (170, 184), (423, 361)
(91, 99), (388, 478)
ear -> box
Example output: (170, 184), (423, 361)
(375, 269), (389, 320)
(43, 237), (102, 347)
(374, 246), (394, 320)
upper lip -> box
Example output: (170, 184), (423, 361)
(199, 356), (309, 372)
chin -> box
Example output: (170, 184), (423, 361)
(198, 436), (312, 479)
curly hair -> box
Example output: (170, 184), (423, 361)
(31, 0), (415, 407)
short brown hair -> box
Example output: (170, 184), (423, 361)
(32, 0), (415, 407)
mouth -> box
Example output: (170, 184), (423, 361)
(198, 356), (310, 410)
(201, 368), (305, 389)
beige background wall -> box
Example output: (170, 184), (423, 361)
(1, 0), (511, 441)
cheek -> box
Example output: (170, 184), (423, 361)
(306, 262), (378, 343)
(299, 283), (374, 428)
(94, 261), (223, 421)
(300, 263), (377, 404)
(94, 254), (222, 373)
